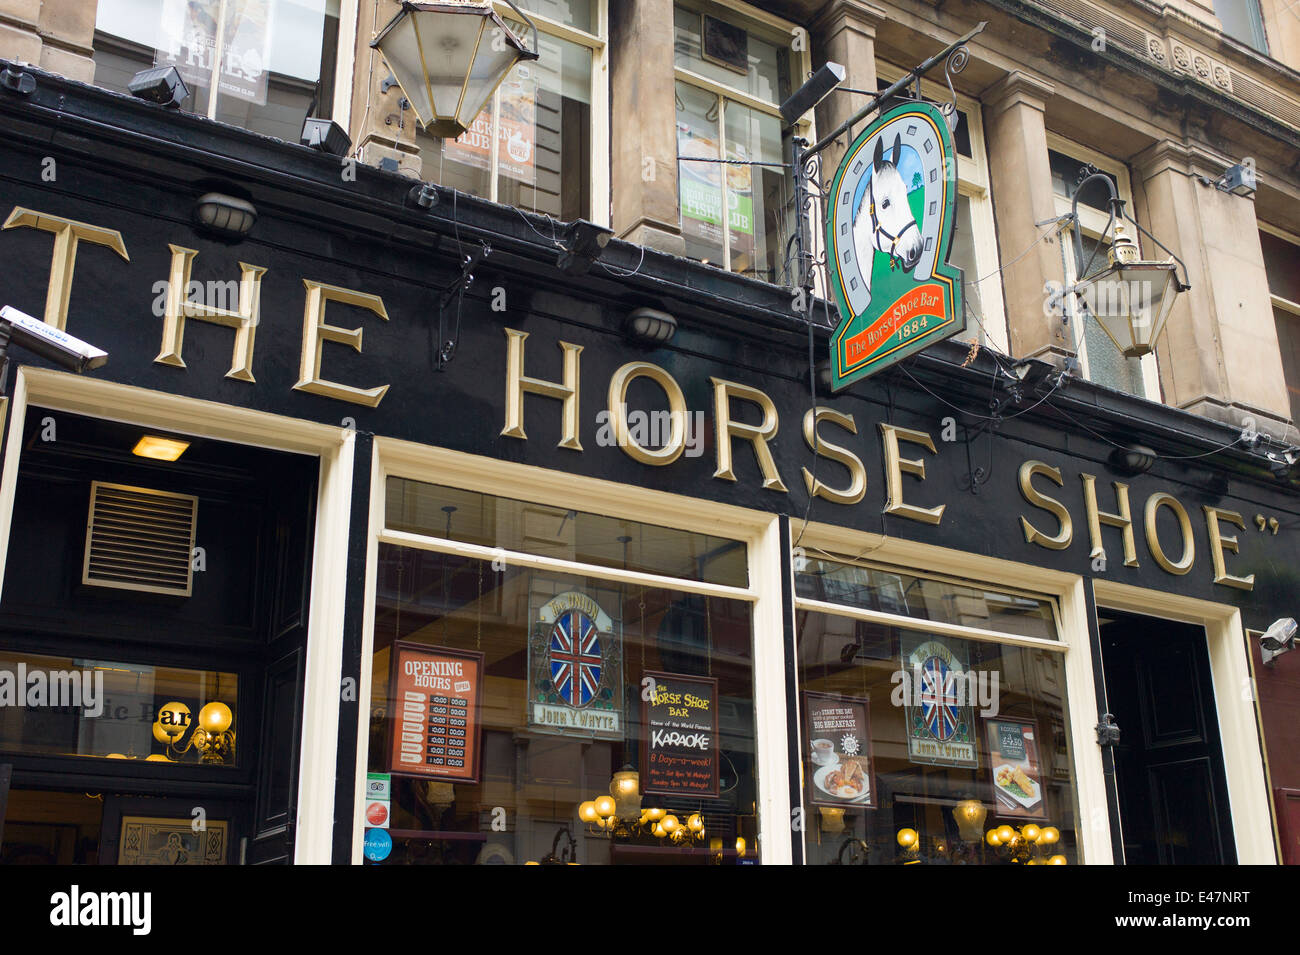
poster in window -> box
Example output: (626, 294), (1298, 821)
(675, 125), (755, 253)
(899, 633), (978, 768)
(528, 590), (623, 739)
(642, 671), (719, 797)
(387, 642), (483, 783)
(156, 0), (274, 106)
(985, 717), (1046, 819)
(443, 66), (538, 185)
(804, 692), (875, 808)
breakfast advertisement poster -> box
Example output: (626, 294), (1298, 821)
(804, 692), (875, 809)
(985, 717), (1046, 819)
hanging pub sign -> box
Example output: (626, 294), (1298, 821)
(528, 590), (623, 739)
(985, 718), (1047, 819)
(804, 692), (875, 808)
(642, 671), (720, 797)
(899, 633), (978, 768)
(388, 642), (484, 783)
(826, 100), (965, 390)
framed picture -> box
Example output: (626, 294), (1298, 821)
(100, 796), (237, 865)
(701, 15), (749, 75)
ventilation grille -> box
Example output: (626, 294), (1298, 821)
(1035, 0), (1149, 54)
(83, 482), (198, 597)
(1229, 72), (1300, 131)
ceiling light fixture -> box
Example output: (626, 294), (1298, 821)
(132, 436), (190, 461)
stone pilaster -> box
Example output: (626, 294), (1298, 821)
(349, 0), (421, 177)
(1134, 139), (1295, 439)
(981, 71), (1065, 361)
(609, 0), (683, 253)
(809, 1), (885, 184)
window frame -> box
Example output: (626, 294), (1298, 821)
(1046, 133), (1161, 401)
(672, 0), (813, 277)
(458, 0), (611, 224)
(353, 438), (792, 864)
(1259, 221), (1300, 426)
(875, 62), (1008, 354)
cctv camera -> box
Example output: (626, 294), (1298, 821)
(0, 306), (108, 373)
(1261, 617), (1298, 666)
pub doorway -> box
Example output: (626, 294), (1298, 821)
(0, 407), (318, 865)
(1098, 609), (1236, 864)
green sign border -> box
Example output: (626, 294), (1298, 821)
(827, 101), (966, 391)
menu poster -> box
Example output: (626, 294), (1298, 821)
(642, 671), (719, 797)
(985, 718), (1046, 819)
(804, 692), (875, 808)
(443, 67), (537, 185)
(156, 0), (274, 105)
(387, 642), (483, 783)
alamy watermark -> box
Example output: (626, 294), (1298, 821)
(889, 664), (1000, 718)
(594, 407), (707, 458)
(0, 664), (103, 716)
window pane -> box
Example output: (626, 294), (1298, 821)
(673, 5), (789, 104)
(797, 611), (1080, 865)
(386, 478), (749, 588)
(515, 0), (596, 34)
(795, 558), (1058, 642)
(0, 651), (239, 767)
(1082, 310), (1147, 397)
(1049, 150), (1118, 214)
(723, 101), (787, 283)
(368, 544), (758, 864)
(951, 194), (984, 341)
(676, 81), (726, 266)
(94, 0), (341, 141)
(497, 33), (592, 219)
(1214, 0), (1268, 53)
(1261, 230), (1300, 305)
(1274, 306), (1300, 424)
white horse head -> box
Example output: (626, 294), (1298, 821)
(851, 132), (923, 280)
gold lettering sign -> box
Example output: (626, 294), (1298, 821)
(878, 424), (944, 525)
(154, 245), (266, 382)
(294, 280), (390, 407)
(2, 207), (129, 331)
(607, 362), (688, 465)
(710, 378), (787, 492)
(1203, 506), (1254, 590)
(501, 328), (583, 450)
(1017, 461), (1072, 550)
(1144, 492), (1194, 575)
(1080, 473), (1138, 567)
(801, 408), (866, 506)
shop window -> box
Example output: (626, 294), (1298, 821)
(875, 67), (1008, 352)
(366, 478), (759, 864)
(673, 1), (803, 282)
(417, 0), (604, 222)
(793, 556), (1081, 865)
(1048, 136), (1160, 400)
(1214, 0), (1269, 54)
(92, 0), (343, 143)
(1262, 226), (1300, 424)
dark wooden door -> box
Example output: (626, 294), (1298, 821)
(1100, 611), (1236, 864)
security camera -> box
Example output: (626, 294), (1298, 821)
(0, 306), (108, 374)
(1260, 617), (1298, 666)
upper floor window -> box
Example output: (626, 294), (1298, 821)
(417, 0), (606, 223)
(673, 0), (805, 283)
(93, 0), (344, 143)
(1261, 226), (1300, 424)
(875, 67), (1007, 353)
(1047, 135), (1160, 401)
(1214, 0), (1269, 54)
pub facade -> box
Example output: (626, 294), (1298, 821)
(0, 0), (1297, 866)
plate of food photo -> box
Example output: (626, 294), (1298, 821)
(814, 758), (871, 803)
(993, 763), (1041, 809)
